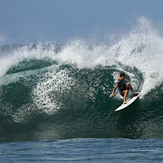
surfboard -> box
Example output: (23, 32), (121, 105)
(115, 92), (140, 112)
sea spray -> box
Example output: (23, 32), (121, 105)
(0, 17), (163, 142)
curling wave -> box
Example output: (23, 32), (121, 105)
(0, 17), (163, 142)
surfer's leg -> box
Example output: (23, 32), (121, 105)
(126, 83), (139, 95)
(123, 90), (128, 104)
(126, 83), (133, 92)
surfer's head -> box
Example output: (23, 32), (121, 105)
(120, 72), (125, 80)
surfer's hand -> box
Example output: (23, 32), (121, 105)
(110, 93), (114, 97)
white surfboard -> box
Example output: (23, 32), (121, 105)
(115, 93), (140, 112)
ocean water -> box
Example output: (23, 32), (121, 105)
(1, 17), (163, 162)
(1, 138), (163, 162)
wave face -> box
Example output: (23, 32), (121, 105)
(1, 18), (163, 142)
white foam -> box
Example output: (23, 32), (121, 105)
(1, 17), (163, 98)
(32, 67), (75, 114)
(55, 17), (163, 97)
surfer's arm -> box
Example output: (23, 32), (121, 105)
(110, 85), (118, 97)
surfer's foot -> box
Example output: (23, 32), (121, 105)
(123, 101), (127, 104)
(133, 92), (139, 95)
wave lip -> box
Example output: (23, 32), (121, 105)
(0, 17), (163, 142)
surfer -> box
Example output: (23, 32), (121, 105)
(110, 72), (139, 104)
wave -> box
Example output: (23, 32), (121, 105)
(0, 17), (163, 142)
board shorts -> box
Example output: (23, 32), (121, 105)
(120, 84), (129, 96)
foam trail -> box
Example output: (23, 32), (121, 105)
(33, 68), (75, 114)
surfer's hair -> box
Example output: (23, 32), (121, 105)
(120, 72), (125, 77)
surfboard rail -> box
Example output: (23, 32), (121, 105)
(115, 93), (140, 112)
